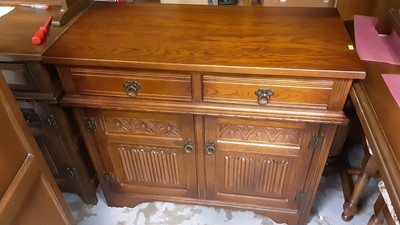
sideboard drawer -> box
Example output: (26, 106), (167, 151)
(203, 74), (334, 110)
(0, 62), (62, 100)
(69, 67), (193, 102)
(1, 63), (35, 91)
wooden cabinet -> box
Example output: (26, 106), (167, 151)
(83, 109), (198, 198)
(0, 62), (61, 100)
(42, 3), (365, 224)
(0, 6), (98, 205)
(55, 65), (351, 224)
(0, 61), (98, 204)
(0, 70), (75, 225)
(204, 117), (318, 207)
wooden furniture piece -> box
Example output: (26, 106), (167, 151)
(52, 0), (92, 27)
(347, 60), (400, 221)
(259, 0), (381, 15)
(369, 194), (389, 225)
(336, 0), (378, 21)
(368, 181), (399, 225)
(0, 0), (92, 27)
(375, 0), (400, 34)
(0, 5), (97, 204)
(0, 71), (75, 225)
(341, 7), (400, 221)
(341, 142), (380, 221)
(42, 3), (365, 225)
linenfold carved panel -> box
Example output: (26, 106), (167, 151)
(103, 116), (182, 138)
(116, 144), (181, 185)
(223, 156), (289, 195)
(219, 124), (302, 145)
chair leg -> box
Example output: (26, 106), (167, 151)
(339, 151), (355, 203)
(368, 194), (385, 225)
(368, 212), (385, 225)
(342, 171), (371, 221)
(341, 149), (378, 221)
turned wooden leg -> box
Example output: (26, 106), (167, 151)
(368, 213), (385, 225)
(368, 194), (385, 225)
(342, 143), (378, 222)
(342, 171), (371, 221)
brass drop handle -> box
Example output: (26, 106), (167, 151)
(255, 88), (275, 106)
(184, 139), (194, 153)
(123, 81), (141, 98)
(205, 141), (216, 155)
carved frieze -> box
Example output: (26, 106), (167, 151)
(219, 124), (302, 145)
(103, 116), (182, 138)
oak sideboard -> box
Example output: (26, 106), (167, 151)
(42, 3), (365, 224)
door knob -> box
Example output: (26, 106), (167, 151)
(184, 139), (194, 153)
(205, 141), (216, 155)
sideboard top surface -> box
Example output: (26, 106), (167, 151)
(43, 3), (365, 78)
(0, 6), (80, 62)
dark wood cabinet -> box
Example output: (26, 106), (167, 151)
(0, 6), (98, 204)
(0, 70), (75, 225)
(0, 62), (61, 98)
(42, 3), (365, 224)
(0, 61), (98, 204)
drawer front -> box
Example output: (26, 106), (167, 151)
(261, 0), (335, 7)
(1, 62), (62, 100)
(0, 63), (35, 91)
(203, 74), (334, 109)
(70, 67), (192, 102)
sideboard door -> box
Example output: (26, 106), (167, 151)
(83, 109), (198, 199)
(204, 116), (319, 210)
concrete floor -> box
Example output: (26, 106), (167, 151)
(64, 146), (380, 225)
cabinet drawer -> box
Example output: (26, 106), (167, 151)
(0, 62), (62, 100)
(0, 63), (35, 91)
(203, 74), (334, 109)
(69, 67), (192, 102)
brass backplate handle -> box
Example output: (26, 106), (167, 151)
(184, 139), (194, 153)
(255, 88), (275, 105)
(205, 141), (216, 155)
(123, 81), (141, 98)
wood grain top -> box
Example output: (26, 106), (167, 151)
(0, 5), (82, 61)
(43, 3), (365, 78)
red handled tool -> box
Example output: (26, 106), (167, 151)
(32, 16), (52, 45)
(20, 4), (50, 10)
